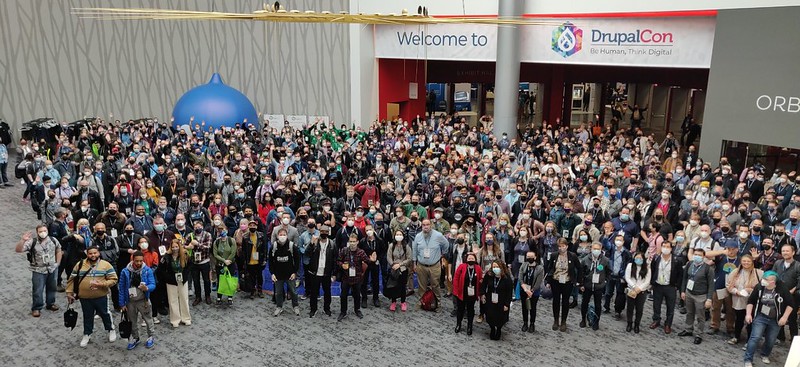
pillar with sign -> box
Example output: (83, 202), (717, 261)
(492, 0), (524, 137)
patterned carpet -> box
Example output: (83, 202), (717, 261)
(0, 181), (787, 367)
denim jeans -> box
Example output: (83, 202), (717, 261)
(80, 296), (113, 336)
(31, 270), (57, 311)
(744, 314), (781, 362)
(274, 279), (298, 308)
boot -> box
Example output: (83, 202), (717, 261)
(454, 324), (462, 333)
(626, 322), (633, 332)
(634, 323), (640, 334)
(552, 321), (559, 331)
(522, 323), (528, 332)
(466, 323), (473, 336)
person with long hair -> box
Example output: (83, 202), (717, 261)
(518, 250), (544, 332)
(625, 252), (651, 333)
(453, 252), (482, 335)
(481, 260), (513, 340)
(386, 230), (412, 311)
(726, 254), (763, 345)
(477, 233), (503, 323)
(161, 239), (191, 328)
(545, 238), (580, 332)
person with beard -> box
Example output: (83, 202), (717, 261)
(97, 201), (127, 238)
(305, 225), (337, 317)
(67, 246), (118, 347)
(92, 222), (120, 310)
(336, 234), (368, 321)
(145, 217), (175, 321)
(125, 205), (153, 236)
(116, 223), (140, 277)
(118, 251), (156, 350)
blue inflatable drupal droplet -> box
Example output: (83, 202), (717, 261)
(171, 73), (259, 130)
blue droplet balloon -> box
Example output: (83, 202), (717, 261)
(172, 73), (259, 130)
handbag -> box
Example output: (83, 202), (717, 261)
(63, 305), (78, 330)
(118, 311), (132, 339)
(217, 266), (239, 297)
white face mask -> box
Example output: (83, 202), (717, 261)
(761, 279), (769, 287)
(277, 235), (288, 243)
(176, 220), (185, 227)
(366, 230), (374, 237)
(139, 242), (149, 250)
(434, 213), (442, 220)
(450, 229), (458, 235)
(519, 230), (527, 237)
(38, 231), (48, 239)
(213, 219), (222, 226)
(662, 248), (672, 255)
(394, 235), (404, 242)
(615, 240), (624, 247)
(347, 220), (355, 227)
(282, 218), (290, 225)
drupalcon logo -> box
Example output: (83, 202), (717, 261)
(552, 22), (583, 58)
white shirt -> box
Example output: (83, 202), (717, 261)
(657, 256), (672, 286)
(316, 240), (329, 276)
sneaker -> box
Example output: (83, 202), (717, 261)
(401, 302), (407, 312)
(293, 307), (300, 316)
(145, 337), (155, 349)
(57, 284), (66, 293)
(127, 338), (140, 350)
(109, 330), (117, 342)
(762, 357), (771, 364)
(390, 302), (396, 312)
(309, 310), (317, 318)
(727, 337), (738, 345)
(140, 320), (146, 327)
(80, 335), (90, 347)
(274, 308), (283, 317)
(227, 298), (233, 306)
(744, 362), (753, 367)
(152, 317), (160, 324)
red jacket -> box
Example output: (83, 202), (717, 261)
(354, 182), (381, 209)
(452, 263), (483, 301)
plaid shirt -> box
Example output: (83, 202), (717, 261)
(188, 231), (212, 264)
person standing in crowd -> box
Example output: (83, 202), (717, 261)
(481, 260), (513, 340)
(412, 219), (449, 307)
(212, 225), (237, 305)
(606, 235), (632, 318)
(387, 230), (413, 312)
(161, 239), (191, 327)
(16, 226), (62, 317)
(545, 238), (581, 332)
(579, 242), (610, 330)
(679, 248), (715, 344)
(726, 254), (763, 345)
(118, 251), (156, 350)
(452, 252), (481, 335)
(359, 224), (385, 308)
(518, 250), (544, 333)
(743, 271), (794, 367)
(305, 225), (336, 317)
(269, 227), (301, 317)
(650, 241), (683, 334)
(772, 243), (800, 343)
(66, 246), (118, 347)
(710, 242), (741, 335)
(188, 220), (213, 305)
(242, 219), (267, 300)
(624, 252), (651, 333)
(337, 234), (368, 321)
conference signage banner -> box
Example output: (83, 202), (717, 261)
(374, 17), (716, 68)
(263, 114), (284, 129)
(285, 115), (308, 130)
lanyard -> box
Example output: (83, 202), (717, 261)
(493, 278), (500, 290)
(689, 263), (701, 279)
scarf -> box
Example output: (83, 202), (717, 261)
(79, 227), (92, 249)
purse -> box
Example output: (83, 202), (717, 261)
(63, 305), (78, 330)
(118, 311), (132, 339)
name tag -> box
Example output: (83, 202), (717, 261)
(194, 252), (201, 262)
(158, 246), (166, 256)
(349, 267), (356, 277)
(518, 255), (525, 264)
(175, 273), (183, 283)
(562, 230), (570, 238)
(129, 287), (138, 297)
(592, 273), (600, 284)
(110, 229), (118, 237)
(252, 252), (259, 261)
(491, 293), (499, 304)
(559, 275), (567, 284)
(423, 249), (431, 258)
(686, 279), (695, 291)
(467, 286), (475, 296)
(761, 305), (772, 316)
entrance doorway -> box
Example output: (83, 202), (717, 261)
(722, 140), (800, 175)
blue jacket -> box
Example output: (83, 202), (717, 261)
(118, 265), (156, 306)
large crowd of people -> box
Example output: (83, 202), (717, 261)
(10, 113), (800, 366)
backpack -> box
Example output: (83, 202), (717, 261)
(15, 161), (29, 179)
(419, 289), (439, 311)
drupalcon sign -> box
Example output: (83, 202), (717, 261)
(551, 21), (675, 58)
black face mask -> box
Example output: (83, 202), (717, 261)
(319, 233), (329, 239)
(526, 258), (536, 264)
(467, 260), (477, 266)
(96, 231), (106, 237)
(248, 227), (257, 233)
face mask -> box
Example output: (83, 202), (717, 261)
(634, 258), (644, 265)
(519, 230), (527, 237)
(220, 230), (228, 237)
(739, 232), (749, 239)
(661, 193), (670, 200)
(450, 229), (458, 235)
(434, 213), (442, 220)
(761, 279), (769, 287)
(38, 231), (48, 239)
(467, 260), (477, 266)
(282, 218), (290, 225)
(591, 249), (601, 257)
(689, 220), (699, 226)
(546, 227), (553, 233)
(615, 240), (624, 247)
(699, 231), (709, 239)
(675, 236), (684, 243)
(176, 220), (186, 227)
(213, 219), (222, 226)
(763, 245), (772, 252)
(395, 235), (404, 242)
(662, 248), (672, 255)
(347, 220), (355, 227)
(278, 235), (288, 242)
(485, 239), (494, 245)
(558, 247), (566, 254)
(620, 214), (630, 222)
(154, 224), (165, 232)
(579, 235), (588, 242)
(492, 268), (501, 275)
(139, 242), (148, 250)
(693, 255), (703, 264)
(526, 258), (535, 264)
(366, 230), (374, 237)
(194, 227), (203, 234)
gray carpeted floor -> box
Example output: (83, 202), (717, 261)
(0, 180), (786, 367)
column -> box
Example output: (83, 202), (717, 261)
(492, 0), (524, 137)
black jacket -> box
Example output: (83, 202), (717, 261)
(359, 236), (387, 266)
(241, 231), (268, 268)
(159, 253), (191, 285)
(747, 282), (795, 321)
(649, 254), (684, 287)
(305, 239), (337, 277)
(544, 252), (582, 287)
(268, 240), (301, 280)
